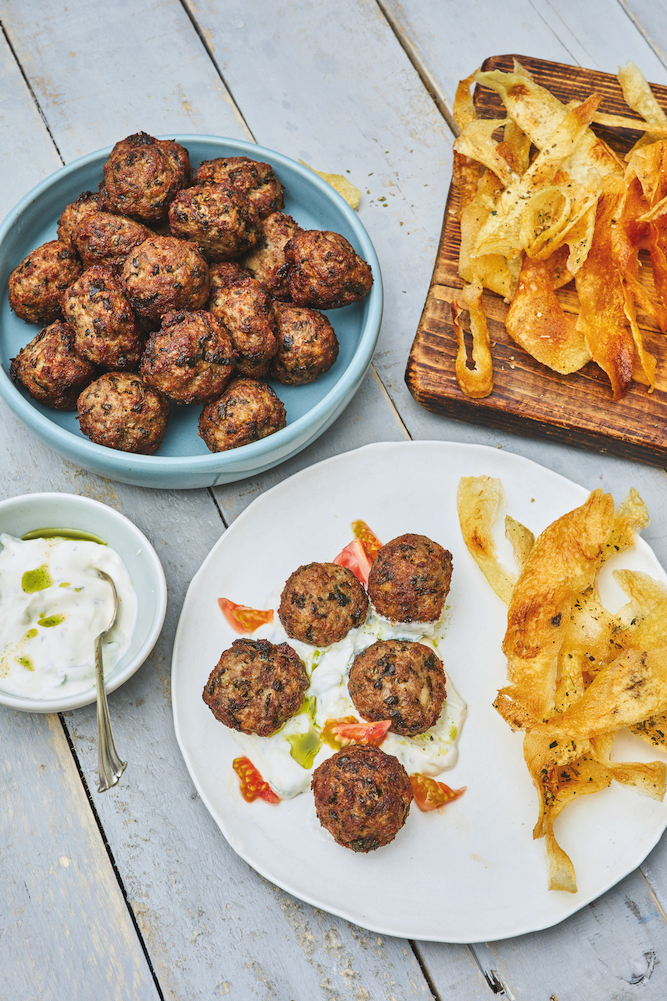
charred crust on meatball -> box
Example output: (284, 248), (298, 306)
(168, 183), (260, 261)
(367, 534), (453, 624)
(284, 230), (373, 309)
(62, 265), (143, 370)
(120, 236), (210, 320)
(140, 309), (235, 404)
(202, 637), (308, 737)
(8, 241), (83, 325)
(278, 562), (369, 646)
(348, 639), (446, 736)
(239, 211), (303, 300)
(98, 132), (191, 223)
(57, 191), (100, 250)
(206, 262), (278, 377)
(72, 211), (153, 270)
(198, 377), (286, 452)
(194, 156), (284, 219)
(311, 745), (412, 852)
(77, 371), (170, 454)
(10, 320), (96, 410)
(270, 302), (338, 384)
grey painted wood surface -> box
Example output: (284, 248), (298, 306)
(2, 1), (667, 999)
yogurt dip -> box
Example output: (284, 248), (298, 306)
(0, 533), (137, 699)
(228, 591), (466, 799)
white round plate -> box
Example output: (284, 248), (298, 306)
(171, 441), (667, 942)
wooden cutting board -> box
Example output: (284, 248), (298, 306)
(405, 54), (667, 466)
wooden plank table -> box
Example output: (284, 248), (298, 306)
(0, 2), (666, 997)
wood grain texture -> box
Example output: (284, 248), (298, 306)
(0, 710), (159, 1000)
(406, 54), (667, 465)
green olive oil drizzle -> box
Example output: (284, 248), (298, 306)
(21, 528), (107, 545)
(22, 566), (53, 593)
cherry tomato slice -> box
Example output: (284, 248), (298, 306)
(218, 598), (274, 634)
(321, 717), (391, 749)
(351, 519), (382, 561)
(410, 773), (466, 812)
(332, 539), (373, 585)
(233, 756), (281, 804)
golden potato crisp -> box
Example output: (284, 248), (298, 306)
(459, 476), (666, 891)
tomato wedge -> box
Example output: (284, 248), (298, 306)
(233, 757), (281, 804)
(321, 716), (391, 749)
(352, 519), (382, 561)
(218, 598), (274, 634)
(332, 539), (373, 585)
(410, 773), (466, 812)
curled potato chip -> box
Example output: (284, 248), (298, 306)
(630, 712), (667, 750)
(505, 255), (590, 374)
(505, 515), (534, 571)
(456, 475), (515, 601)
(298, 160), (361, 209)
(503, 489), (615, 720)
(452, 282), (494, 399)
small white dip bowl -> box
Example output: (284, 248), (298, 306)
(0, 492), (167, 712)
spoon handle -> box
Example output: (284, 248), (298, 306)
(95, 633), (127, 792)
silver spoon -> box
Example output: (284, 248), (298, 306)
(95, 571), (127, 792)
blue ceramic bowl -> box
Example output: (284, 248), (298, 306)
(0, 137), (383, 489)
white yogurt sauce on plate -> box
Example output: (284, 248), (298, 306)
(231, 591), (466, 799)
(0, 533), (138, 699)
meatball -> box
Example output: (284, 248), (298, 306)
(72, 211), (152, 270)
(239, 211), (303, 300)
(140, 309), (235, 404)
(367, 534), (453, 624)
(62, 265), (143, 370)
(10, 320), (96, 410)
(98, 132), (191, 223)
(311, 745), (412, 852)
(8, 241), (82, 325)
(348, 639), (446, 736)
(270, 303), (338, 384)
(207, 262), (278, 377)
(57, 191), (100, 250)
(168, 183), (260, 261)
(77, 372), (170, 454)
(198, 377), (286, 452)
(202, 638), (308, 737)
(285, 230), (373, 309)
(194, 156), (284, 219)
(121, 236), (209, 321)
(278, 562), (368, 646)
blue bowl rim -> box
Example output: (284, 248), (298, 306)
(0, 135), (383, 475)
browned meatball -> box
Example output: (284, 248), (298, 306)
(140, 309), (235, 404)
(72, 211), (152, 270)
(285, 230), (373, 309)
(367, 534), (453, 624)
(278, 563), (368, 646)
(311, 745), (412, 852)
(270, 303), (338, 384)
(120, 236), (209, 321)
(194, 156), (284, 219)
(98, 132), (191, 223)
(198, 377), (286, 452)
(207, 262), (277, 377)
(168, 183), (260, 261)
(202, 638), (308, 737)
(77, 372), (170, 454)
(8, 241), (82, 325)
(57, 191), (100, 250)
(348, 640), (446, 736)
(239, 211), (303, 300)
(62, 265), (143, 370)
(10, 320), (96, 410)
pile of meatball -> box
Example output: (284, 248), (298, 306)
(7, 132), (373, 455)
(203, 533), (453, 853)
